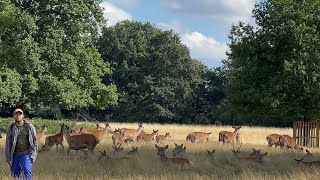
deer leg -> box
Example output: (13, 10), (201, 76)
(60, 143), (64, 150)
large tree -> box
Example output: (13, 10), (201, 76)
(98, 21), (204, 122)
(226, 0), (320, 120)
(1, 0), (118, 110)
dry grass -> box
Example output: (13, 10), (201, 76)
(0, 122), (320, 180)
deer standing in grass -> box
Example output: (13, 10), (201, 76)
(266, 134), (281, 147)
(119, 123), (144, 140)
(155, 144), (191, 166)
(112, 128), (126, 146)
(156, 132), (171, 144)
(64, 126), (100, 155)
(294, 149), (320, 167)
(81, 122), (112, 140)
(39, 123), (65, 152)
(137, 129), (159, 142)
(279, 135), (303, 150)
(36, 125), (47, 141)
(186, 132), (212, 143)
(221, 126), (241, 144)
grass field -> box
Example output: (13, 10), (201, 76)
(0, 121), (319, 180)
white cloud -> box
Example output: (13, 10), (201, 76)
(108, 0), (138, 7)
(100, 2), (132, 26)
(156, 21), (187, 34)
(181, 32), (228, 67)
(164, 0), (255, 24)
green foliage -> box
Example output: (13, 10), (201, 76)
(98, 21), (204, 122)
(0, 0), (118, 110)
(226, 0), (320, 119)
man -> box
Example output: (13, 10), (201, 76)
(5, 108), (38, 180)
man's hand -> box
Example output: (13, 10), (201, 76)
(7, 161), (12, 166)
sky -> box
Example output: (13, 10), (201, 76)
(100, 0), (257, 68)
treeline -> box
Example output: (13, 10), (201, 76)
(1, 0), (319, 127)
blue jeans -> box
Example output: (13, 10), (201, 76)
(11, 153), (32, 180)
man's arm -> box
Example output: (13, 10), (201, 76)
(5, 125), (12, 163)
(28, 123), (38, 162)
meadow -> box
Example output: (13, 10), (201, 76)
(0, 119), (319, 180)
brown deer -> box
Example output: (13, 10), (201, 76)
(279, 135), (303, 150)
(172, 143), (187, 158)
(64, 126), (100, 155)
(81, 122), (112, 140)
(112, 128), (126, 146)
(222, 126), (241, 144)
(155, 144), (192, 166)
(39, 123), (65, 152)
(266, 134), (281, 147)
(137, 129), (159, 142)
(127, 147), (139, 156)
(207, 149), (216, 157)
(218, 131), (227, 143)
(294, 149), (320, 167)
(231, 142), (268, 163)
(186, 132), (212, 143)
(119, 123), (144, 140)
(156, 132), (171, 144)
(36, 125), (47, 141)
(98, 150), (131, 161)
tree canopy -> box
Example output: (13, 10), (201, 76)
(225, 0), (320, 120)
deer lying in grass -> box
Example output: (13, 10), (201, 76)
(155, 144), (191, 166)
(36, 125), (47, 141)
(112, 142), (124, 153)
(172, 143), (187, 158)
(39, 123), (65, 152)
(186, 132), (212, 143)
(112, 128), (126, 146)
(207, 149), (216, 157)
(266, 134), (281, 147)
(231, 142), (268, 163)
(222, 126), (241, 144)
(120, 123), (144, 140)
(279, 135), (303, 150)
(294, 149), (320, 167)
(156, 132), (171, 144)
(81, 122), (112, 140)
(98, 150), (131, 161)
(127, 147), (139, 156)
(137, 129), (159, 142)
(64, 126), (100, 155)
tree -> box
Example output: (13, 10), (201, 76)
(98, 21), (204, 122)
(225, 0), (320, 120)
(1, 0), (118, 110)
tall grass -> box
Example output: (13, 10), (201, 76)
(0, 120), (319, 180)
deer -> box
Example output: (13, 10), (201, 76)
(186, 132), (212, 143)
(137, 129), (159, 142)
(124, 137), (134, 144)
(98, 150), (131, 161)
(119, 123), (144, 140)
(266, 134), (281, 147)
(39, 123), (65, 152)
(112, 128), (126, 146)
(222, 126), (241, 144)
(207, 149), (216, 157)
(294, 149), (320, 167)
(70, 126), (83, 133)
(279, 135), (303, 150)
(156, 132), (171, 144)
(63, 126), (100, 155)
(155, 144), (192, 166)
(36, 125), (47, 141)
(81, 122), (112, 140)
(172, 143), (187, 158)
(231, 142), (268, 163)
(127, 147), (139, 156)
(112, 142), (124, 153)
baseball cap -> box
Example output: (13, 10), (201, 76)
(13, 108), (24, 114)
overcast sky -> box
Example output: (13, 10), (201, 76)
(100, 0), (257, 68)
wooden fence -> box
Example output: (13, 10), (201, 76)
(293, 121), (320, 148)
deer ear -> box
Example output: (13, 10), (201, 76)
(165, 145), (169, 149)
(212, 149), (215, 153)
(155, 144), (159, 148)
(103, 150), (106, 154)
(207, 150), (210, 153)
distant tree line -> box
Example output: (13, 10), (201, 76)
(1, 0), (319, 127)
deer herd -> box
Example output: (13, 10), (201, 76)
(31, 122), (320, 168)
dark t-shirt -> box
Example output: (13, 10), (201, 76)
(14, 124), (30, 155)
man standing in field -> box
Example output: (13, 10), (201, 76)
(5, 108), (38, 180)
